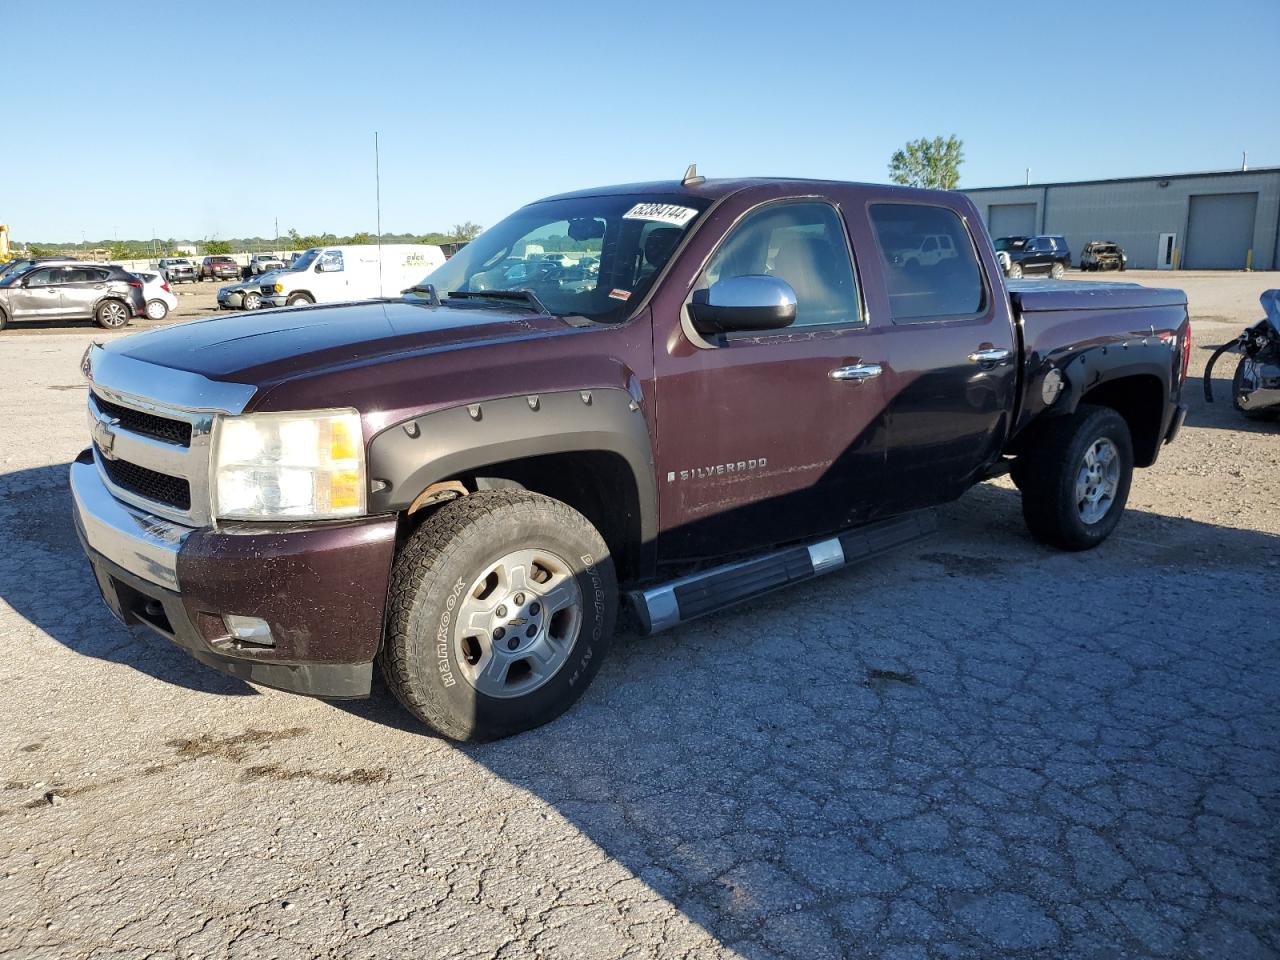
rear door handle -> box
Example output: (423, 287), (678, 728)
(830, 363), (882, 382)
(968, 348), (1012, 364)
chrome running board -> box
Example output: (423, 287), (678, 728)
(628, 510), (938, 634)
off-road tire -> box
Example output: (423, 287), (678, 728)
(286, 292), (314, 306)
(95, 299), (130, 329)
(1008, 262), (1023, 279)
(1012, 404), (1134, 551)
(380, 490), (617, 741)
(1050, 261), (1066, 279)
(1233, 356), (1277, 420)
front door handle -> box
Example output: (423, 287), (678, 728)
(830, 363), (882, 382)
(968, 348), (1012, 364)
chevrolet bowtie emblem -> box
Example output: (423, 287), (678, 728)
(93, 415), (121, 460)
(508, 618), (528, 626)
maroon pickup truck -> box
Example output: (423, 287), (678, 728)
(72, 175), (1190, 740)
(199, 255), (240, 281)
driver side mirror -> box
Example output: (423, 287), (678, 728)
(688, 275), (797, 336)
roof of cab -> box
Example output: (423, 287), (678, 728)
(536, 177), (918, 204)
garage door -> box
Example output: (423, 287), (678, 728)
(1184, 193), (1258, 269)
(988, 203), (1037, 239)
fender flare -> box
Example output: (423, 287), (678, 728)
(366, 387), (658, 547)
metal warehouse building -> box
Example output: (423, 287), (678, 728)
(963, 167), (1280, 271)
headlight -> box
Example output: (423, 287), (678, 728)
(212, 410), (365, 520)
(273, 283), (283, 293)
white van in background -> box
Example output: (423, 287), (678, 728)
(259, 244), (446, 308)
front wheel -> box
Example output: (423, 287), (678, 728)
(1007, 262), (1023, 279)
(1050, 261), (1066, 279)
(1012, 404), (1134, 551)
(95, 300), (130, 329)
(145, 299), (169, 321)
(380, 491), (617, 741)
(286, 292), (314, 306)
(243, 291), (262, 310)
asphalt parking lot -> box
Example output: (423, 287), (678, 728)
(0, 272), (1277, 959)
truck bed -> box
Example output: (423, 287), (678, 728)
(1008, 278), (1187, 313)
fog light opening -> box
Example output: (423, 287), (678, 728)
(223, 614), (275, 648)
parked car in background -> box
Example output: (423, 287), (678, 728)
(131, 271), (177, 321)
(217, 274), (278, 310)
(1080, 241), (1127, 272)
(1003, 235), (1071, 279)
(0, 263), (144, 330)
(260, 244), (446, 307)
(992, 236), (1027, 275)
(155, 257), (197, 283)
(249, 253), (285, 276)
(199, 255), (240, 281)
(0, 255), (78, 284)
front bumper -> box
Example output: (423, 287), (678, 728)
(262, 294), (288, 307)
(70, 454), (398, 698)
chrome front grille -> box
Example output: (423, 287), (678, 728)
(88, 388), (214, 527)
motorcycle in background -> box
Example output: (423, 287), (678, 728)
(1205, 289), (1280, 420)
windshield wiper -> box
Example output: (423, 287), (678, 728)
(446, 289), (551, 315)
(402, 282), (441, 306)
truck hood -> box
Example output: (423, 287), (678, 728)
(105, 298), (573, 386)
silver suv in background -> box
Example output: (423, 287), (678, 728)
(0, 263), (145, 330)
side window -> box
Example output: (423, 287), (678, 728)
(922, 237), (937, 252)
(701, 202), (861, 328)
(318, 250), (344, 272)
(870, 203), (987, 323)
(25, 268), (59, 287)
(63, 268), (97, 283)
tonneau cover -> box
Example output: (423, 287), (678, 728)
(1008, 279), (1187, 313)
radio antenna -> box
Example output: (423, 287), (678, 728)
(682, 163), (705, 187)
(375, 131), (384, 295)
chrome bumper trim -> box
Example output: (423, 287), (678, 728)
(70, 457), (191, 591)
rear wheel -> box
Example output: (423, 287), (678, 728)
(380, 491), (616, 741)
(145, 299), (169, 321)
(1008, 262), (1023, 279)
(286, 292), (314, 306)
(1013, 404), (1133, 551)
(1050, 261), (1066, 279)
(0, 306), (8, 331)
(95, 299), (130, 329)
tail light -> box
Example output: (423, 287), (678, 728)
(161, 281), (172, 293)
(1180, 320), (1192, 384)
(128, 280), (143, 289)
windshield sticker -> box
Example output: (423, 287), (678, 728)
(608, 289), (632, 301)
(622, 203), (698, 227)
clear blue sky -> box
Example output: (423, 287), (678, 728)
(8, 0), (1277, 242)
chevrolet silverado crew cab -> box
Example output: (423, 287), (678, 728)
(72, 175), (1190, 741)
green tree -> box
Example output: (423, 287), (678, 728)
(450, 221), (482, 242)
(348, 232), (375, 245)
(202, 238), (232, 255)
(888, 135), (965, 190)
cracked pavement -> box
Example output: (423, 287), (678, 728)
(1, 276), (1278, 959)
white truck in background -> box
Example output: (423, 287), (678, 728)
(260, 244), (447, 308)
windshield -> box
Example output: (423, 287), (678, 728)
(288, 248), (321, 271)
(412, 194), (710, 322)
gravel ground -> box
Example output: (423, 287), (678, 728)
(0, 274), (1277, 959)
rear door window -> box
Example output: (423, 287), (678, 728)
(869, 203), (987, 323)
